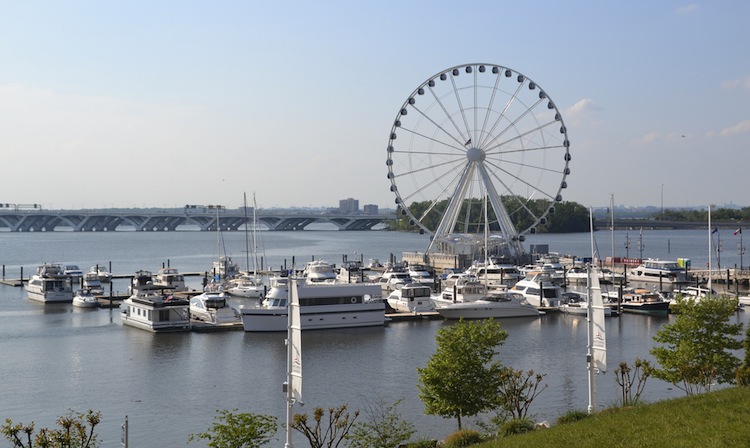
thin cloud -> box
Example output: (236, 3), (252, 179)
(720, 119), (750, 137)
(676, 4), (699, 14)
(720, 76), (750, 90)
(635, 131), (661, 145)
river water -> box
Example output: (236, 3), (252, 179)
(0, 228), (747, 447)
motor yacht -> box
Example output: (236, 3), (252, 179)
(120, 291), (191, 332)
(25, 263), (73, 303)
(152, 267), (187, 292)
(509, 271), (564, 309)
(72, 288), (100, 308)
(434, 290), (541, 319)
(386, 282), (435, 314)
(628, 259), (688, 284)
(189, 291), (239, 325)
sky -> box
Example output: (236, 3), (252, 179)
(1, 1), (748, 211)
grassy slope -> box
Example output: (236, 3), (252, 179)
(475, 387), (750, 448)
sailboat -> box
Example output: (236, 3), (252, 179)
(207, 206), (240, 292)
(228, 193), (266, 299)
(587, 206), (607, 414)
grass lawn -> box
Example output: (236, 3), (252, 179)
(474, 387), (750, 448)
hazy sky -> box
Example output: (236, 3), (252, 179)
(1, 1), (748, 211)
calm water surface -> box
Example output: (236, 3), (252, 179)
(0, 229), (747, 447)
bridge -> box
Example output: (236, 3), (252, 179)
(0, 208), (396, 232)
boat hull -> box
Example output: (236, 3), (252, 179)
(240, 302), (385, 332)
(620, 302), (670, 315)
(435, 303), (540, 319)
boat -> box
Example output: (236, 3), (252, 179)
(431, 275), (487, 308)
(72, 288), (100, 308)
(62, 264), (84, 281)
(227, 274), (266, 298)
(509, 271), (564, 309)
(434, 290), (541, 319)
(239, 281), (385, 332)
(89, 264), (113, 283)
(152, 267), (187, 292)
(302, 259), (337, 284)
(386, 282), (435, 314)
(560, 293), (612, 317)
(128, 270), (158, 295)
(669, 286), (717, 303)
(407, 264), (434, 285)
(471, 262), (522, 288)
(211, 255), (240, 282)
(24, 263), (74, 303)
(336, 260), (368, 283)
(628, 259), (688, 284)
(120, 289), (191, 332)
(603, 288), (671, 315)
(566, 266), (624, 285)
(82, 272), (104, 295)
(189, 291), (240, 324)
(377, 269), (411, 294)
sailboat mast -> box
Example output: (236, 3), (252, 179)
(243, 193), (251, 275)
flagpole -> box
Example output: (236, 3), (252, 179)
(708, 205), (712, 294)
(285, 274), (295, 448)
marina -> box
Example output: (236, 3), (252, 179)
(1, 228), (749, 447)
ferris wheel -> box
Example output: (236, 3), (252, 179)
(386, 63), (571, 259)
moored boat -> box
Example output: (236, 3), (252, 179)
(434, 290), (541, 319)
(72, 288), (100, 308)
(152, 267), (187, 292)
(25, 263), (74, 303)
(239, 281), (385, 332)
(120, 291), (191, 332)
(189, 291), (239, 325)
(509, 271), (564, 309)
(628, 259), (688, 284)
(604, 288), (670, 315)
(386, 282), (435, 314)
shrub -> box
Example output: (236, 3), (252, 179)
(442, 429), (483, 447)
(556, 409), (591, 425)
(500, 418), (535, 437)
(401, 439), (438, 448)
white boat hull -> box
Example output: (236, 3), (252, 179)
(241, 302), (385, 332)
(435, 302), (540, 319)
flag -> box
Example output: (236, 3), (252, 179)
(711, 227), (718, 235)
(735, 228), (742, 236)
(464, 138), (472, 146)
(289, 279), (302, 403)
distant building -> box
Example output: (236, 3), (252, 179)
(363, 204), (378, 215)
(339, 198), (359, 214)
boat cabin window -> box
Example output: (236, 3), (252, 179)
(542, 288), (558, 298)
(403, 286), (431, 298)
(205, 298), (226, 309)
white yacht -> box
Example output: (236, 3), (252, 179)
(472, 262), (522, 288)
(120, 290), (191, 332)
(152, 267), (187, 292)
(378, 270), (411, 294)
(435, 290), (541, 319)
(337, 260), (368, 283)
(628, 259), (688, 284)
(303, 260), (337, 284)
(189, 291), (239, 325)
(62, 264), (84, 281)
(89, 264), (113, 283)
(25, 263), (74, 303)
(509, 271), (564, 309)
(431, 275), (487, 308)
(239, 281), (385, 332)
(227, 274), (265, 298)
(407, 264), (434, 285)
(72, 288), (100, 308)
(211, 256), (241, 281)
(82, 272), (104, 295)
(560, 293), (612, 317)
(386, 282), (435, 314)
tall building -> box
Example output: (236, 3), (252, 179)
(363, 204), (378, 215)
(339, 198), (359, 214)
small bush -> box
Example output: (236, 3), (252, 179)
(442, 429), (483, 447)
(736, 366), (750, 386)
(500, 418), (535, 437)
(556, 409), (591, 425)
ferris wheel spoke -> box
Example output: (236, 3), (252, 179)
(410, 102), (472, 149)
(398, 159), (466, 205)
(485, 156), (565, 175)
(485, 119), (561, 155)
(478, 81), (525, 148)
(484, 160), (559, 202)
(396, 124), (467, 154)
(478, 72), (504, 147)
(448, 74), (473, 145)
(482, 97), (545, 149)
(416, 164), (471, 225)
(393, 156), (464, 182)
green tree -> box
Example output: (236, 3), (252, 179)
(291, 403), (358, 448)
(187, 409), (277, 448)
(417, 318), (508, 430)
(346, 397), (415, 448)
(2, 410), (100, 448)
(496, 368), (547, 420)
(650, 296), (743, 395)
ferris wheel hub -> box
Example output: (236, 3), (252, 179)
(466, 146), (485, 163)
